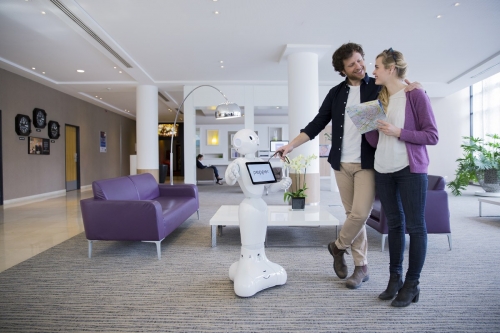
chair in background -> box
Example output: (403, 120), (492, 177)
(197, 168), (216, 184)
(366, 175), (452, 251)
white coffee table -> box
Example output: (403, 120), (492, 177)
(478, 198), (500, 217)
(209, 205), (340, 247)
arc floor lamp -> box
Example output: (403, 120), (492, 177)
(169, 85), (241, 185)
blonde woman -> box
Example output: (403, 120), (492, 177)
(369, 48), (438, 307)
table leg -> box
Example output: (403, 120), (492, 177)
(211, 225), (217, 247)
(479, 201), (482, 217)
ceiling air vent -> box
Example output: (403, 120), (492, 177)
(470, 63), (500, 79)
(50, 0), (132, 68)
(158, 92), (169, 102)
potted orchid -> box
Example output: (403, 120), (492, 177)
(283, 153), (318, 210)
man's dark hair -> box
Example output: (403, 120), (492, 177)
(332, 43), (365, 77)
(197, 154), (203, 159)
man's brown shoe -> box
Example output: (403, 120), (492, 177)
(345, 265), (369, 289)
(327, 241), (348, 279)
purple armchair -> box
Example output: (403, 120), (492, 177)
(366, 175), (451, 251)
(80, 173), (199, 259)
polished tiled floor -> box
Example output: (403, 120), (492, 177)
(0, 177), (185, 273)
(0, 190), (91, 272)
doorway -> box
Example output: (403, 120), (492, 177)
(65, 125), (80, 191)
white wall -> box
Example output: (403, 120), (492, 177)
(197, 123), (289, 164)
(428, 87), (470, 181)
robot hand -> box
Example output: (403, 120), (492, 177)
(227, 163), (241, 183)
(280, 177), (292, 190)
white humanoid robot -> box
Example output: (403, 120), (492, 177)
(225, 129), (292, 297)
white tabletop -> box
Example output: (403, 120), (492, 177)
(209, 205), (339, 227)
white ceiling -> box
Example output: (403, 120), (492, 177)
(1, 0), (500, 124)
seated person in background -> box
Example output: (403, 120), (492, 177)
(197, 154), (223, 185)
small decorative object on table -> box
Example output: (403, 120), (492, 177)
(283, 153), (317, 210)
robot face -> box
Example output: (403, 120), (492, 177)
(232, 129), (259, 155)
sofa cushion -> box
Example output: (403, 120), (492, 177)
(371, 199), (382, 220)
(428, 175), (445, 191)
(129, 173), (160, 200)
(92, 176), (139, 200)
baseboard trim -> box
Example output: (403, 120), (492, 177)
(4, 190), (67, 208)
(80, 185), (92, 192)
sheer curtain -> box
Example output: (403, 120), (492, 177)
(472, 71), (500, 139)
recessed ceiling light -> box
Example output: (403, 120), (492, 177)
(213, 0), (218, 2)
(95, 95), (98, 98)
(32, 67), (35, 70)
(220, 60), (224, 63)
(276, 106), (280, 109)
(437, 15), (442, 18)
(119, 71), (122, 73)
(220, 65), (224, 68)
(106, 87), (111, 90)
(454, 2), (460, 6)
(214, 11), (219, 14)
(99, 98), (102, 100)
(41, 11), (46, 14)
(77, 69), (85, 73)
(113, 66), (117, 69)
(42, 72), (45, 74)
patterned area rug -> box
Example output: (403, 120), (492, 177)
(0, 182), (499, 332)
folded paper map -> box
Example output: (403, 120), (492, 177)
(345, 100), (386, 134)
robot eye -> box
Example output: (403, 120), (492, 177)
(249, 136), (253, 141)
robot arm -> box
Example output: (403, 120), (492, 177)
(225, 161), (241, 186)
(265, 176), (292, 193)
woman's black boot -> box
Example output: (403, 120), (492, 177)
(391, 279), (420, 307)
(378, 273), (403, 300)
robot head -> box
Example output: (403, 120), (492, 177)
(232, 129), (259, 155)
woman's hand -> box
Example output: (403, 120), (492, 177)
(377, 120), (401, 138)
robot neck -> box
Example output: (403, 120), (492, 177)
(244, 153), (256, 159)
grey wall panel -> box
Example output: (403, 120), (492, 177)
(0, 69), (136, 200)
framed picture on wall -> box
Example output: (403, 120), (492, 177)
(100, 131), (107, 152)
(28, 137), (50, 155)
(319, 144), (331, 158)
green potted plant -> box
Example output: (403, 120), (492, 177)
(283, 153), (318, 210)
(448, 134), (500, 196)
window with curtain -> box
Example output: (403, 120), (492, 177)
(471, 71), (500, 139)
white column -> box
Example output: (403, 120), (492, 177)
(244, 86), (255, 132)
(286, 50), (324, 204)
(280, 44), (331, 205)
(183, 85), (197, 185)
(136, 85), (159, 181)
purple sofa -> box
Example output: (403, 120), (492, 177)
(366, 175), (451, 251)
(80, 173), (199, 259)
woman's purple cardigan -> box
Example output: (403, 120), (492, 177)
(365, 89), (439, 174)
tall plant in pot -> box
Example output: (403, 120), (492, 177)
(448, 134), (500, 196)
(283, 153), (318, 210)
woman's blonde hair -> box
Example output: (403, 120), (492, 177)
(377, 48), (408, 111)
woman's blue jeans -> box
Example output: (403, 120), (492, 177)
(375, 167), (427, 281)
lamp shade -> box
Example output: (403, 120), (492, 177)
(215, 102), (241, 119)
